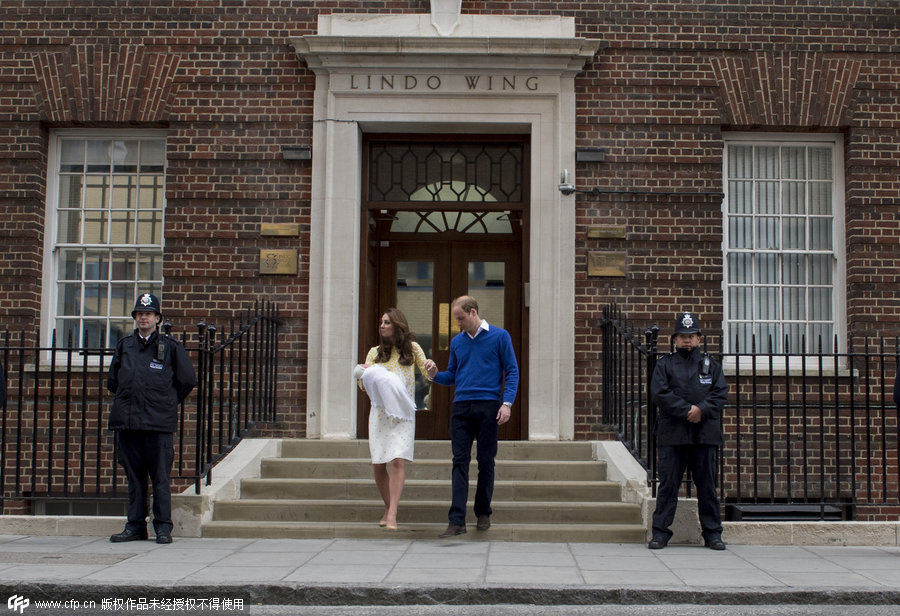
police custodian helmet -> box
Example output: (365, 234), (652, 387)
(131, 293), (162, 318)
(673, 311), (701, 335)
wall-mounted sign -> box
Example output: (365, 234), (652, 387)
(587, 226), (626, 239)
(587, 251), (626, 277)
(259, 249), (298, 275)
(260, 223), (299, 237)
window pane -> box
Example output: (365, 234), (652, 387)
(781, 146), (805, 179)
(755, 253), (777, 284)
(756, 146), (779, 179)
(60, 139), (85, 173)
(59, 250), (82, 280)
(782, 287), (805, 320)
(757, 181), (779, 214)
(112, 140), (139, 173)
(728, 180), (752, 214)
(809, 147), (832, 180)
(727, 252), (752, 282)
(810, 288), (832, 320)
(140, 140), (165, 173)
(783, 181), (805, 215)
(729, 216), (752, 249)
(111, 251), (136, 280)
(84, 251), (109, 281)
(57, 283), (80, 316)
(57, 210), (81, 244)
(755, 287), (778, 320)
(728, 145), (753, 178)
(59, 176), (83, 208)
(139, 176), (164, 209)
(782, 216), (805, 250)
(82, 208), (108, 244)
(469, 261), (504, 329)
(110, 209), (135, 244)
(112, 175), (137, 211)
(138, 251), (163, 280)
(809, 218), (832, 250)
(781, 254), (805, 285)
(756, 217), (779, 250)
(809, 255), (832, 285)
(85, 140), (112, 173)
(729, 286), (752, 320)
(84, 175), (109, 209)
(809, 182), (832, 215)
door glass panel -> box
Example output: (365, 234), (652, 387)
(468, 261), (505, 329)
(396, 260), (434, 409)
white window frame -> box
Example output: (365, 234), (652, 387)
(41, 129), (168, 362)
(722, 132), (846, 372)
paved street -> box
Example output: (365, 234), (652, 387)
(1, 534), (899, 614)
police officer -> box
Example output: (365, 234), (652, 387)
(648, 311), (728, 550)
(107, 293), (196, 544)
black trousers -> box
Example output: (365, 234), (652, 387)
(652, 444), (723, 542)
(448, 400), (499, 526)
(116, 430), (175, 536)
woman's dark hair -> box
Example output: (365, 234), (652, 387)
(374, 307), (416, 366)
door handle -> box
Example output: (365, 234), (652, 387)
(438, 302), (460, 351)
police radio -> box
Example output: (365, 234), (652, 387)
(700, 354), (711, 377)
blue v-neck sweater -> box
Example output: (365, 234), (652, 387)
(433, 325), (519, 404)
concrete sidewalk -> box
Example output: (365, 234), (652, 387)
(1, 535), (900, 608)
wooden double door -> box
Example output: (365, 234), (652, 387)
(358, 239), (525, 440)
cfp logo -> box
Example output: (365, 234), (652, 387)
(6, 595), (28, 614)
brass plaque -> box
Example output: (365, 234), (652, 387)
(587, 251), (626, 277)
(259, 249), (298, 275)
(260, 223), (299, 237)
(587, 226), (626, 239)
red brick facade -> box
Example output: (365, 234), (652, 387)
(2, 2), (900, 511)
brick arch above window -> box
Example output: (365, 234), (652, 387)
(31, 45), (181, 123)
(710, 53), (862, 127)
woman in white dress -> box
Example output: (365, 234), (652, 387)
(355, 308), (429, 530)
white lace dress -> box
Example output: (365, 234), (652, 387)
(360, 343), (428, 464)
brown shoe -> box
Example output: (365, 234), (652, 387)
(476, 515), (491, 531)
(438, 524), (467, 538)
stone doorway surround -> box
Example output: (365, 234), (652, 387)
(292, 13), (603, 440)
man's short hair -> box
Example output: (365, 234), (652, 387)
(452, 295), (479, 314)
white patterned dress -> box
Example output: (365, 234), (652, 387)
(360, 343), (428, 464)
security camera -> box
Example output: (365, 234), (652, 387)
(558, 169), (575, 196)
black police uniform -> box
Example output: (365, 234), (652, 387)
(107, 294), (196, 542)
(649, 312), (728, 548)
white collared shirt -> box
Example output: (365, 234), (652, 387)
(466, 319), (490, 339)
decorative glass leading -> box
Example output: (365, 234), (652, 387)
(368, 142), (523, 203)
(54, 137), (166, 349)
(724, 142), (835, 354)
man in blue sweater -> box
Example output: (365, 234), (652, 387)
(425, 295), (519, 538)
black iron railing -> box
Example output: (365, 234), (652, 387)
(599, 305), (900, 521)
(0, 301), (279, 513)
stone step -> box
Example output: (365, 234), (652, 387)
(201, 520), (648, 543)
(212, 498), (643, 525)
(238, 478), (624, 502)
(280, 439), (597, 461)
(260, 458), (608, 482)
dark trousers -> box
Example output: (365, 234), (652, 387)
(448, 400), (499, 526)
(116, 430), (175, 536)
(652, 444), (723, 542)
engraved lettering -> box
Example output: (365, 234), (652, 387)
(426, 75), (441, 90)
(350, 75), (359, 90)
(464, 75), (481, 89)
(526, 76), (538, 91)
(503, 76), (515, 90)
(405, 75), (418, 89)
(381, 75), (394, 90)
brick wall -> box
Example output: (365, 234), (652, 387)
(1, 2), (899, 460)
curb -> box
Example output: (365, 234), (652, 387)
(3, 583), (899, 606)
